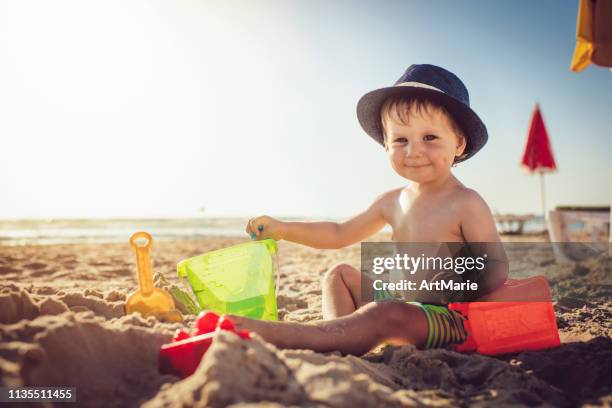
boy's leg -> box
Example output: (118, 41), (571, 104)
(321, 263), (373, 320)
(230, 301), (429, 356)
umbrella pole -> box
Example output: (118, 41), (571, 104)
(540, 171), (547, 220)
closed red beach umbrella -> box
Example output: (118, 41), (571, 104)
(521, 104), (557, 219)
(521, 104), (557, 172)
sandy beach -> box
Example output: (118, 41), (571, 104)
(1, 236), (610, 407)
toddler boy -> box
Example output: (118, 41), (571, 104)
(238, 64), (507, 354)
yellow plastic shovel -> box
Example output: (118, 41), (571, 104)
(125, 232), (182, 322)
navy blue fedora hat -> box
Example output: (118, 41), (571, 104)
(356, 64), (488, 162)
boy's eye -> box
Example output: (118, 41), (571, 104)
(423, 134), (438, 141)
(393, 137), (408, 144)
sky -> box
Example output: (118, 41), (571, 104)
(0, 0), (610, 219)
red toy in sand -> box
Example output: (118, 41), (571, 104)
(158, 311), (250, 378)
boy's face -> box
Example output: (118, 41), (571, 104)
(384, 107), (466, 184)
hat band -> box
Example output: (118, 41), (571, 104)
(395, 81), (444, 93)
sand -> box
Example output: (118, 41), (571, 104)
(0, 237), (610, 407)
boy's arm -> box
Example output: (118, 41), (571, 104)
(457, 190), (509, 301)
(247, 192), (392, 249)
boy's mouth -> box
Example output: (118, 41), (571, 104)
(404, 163), (431, 169)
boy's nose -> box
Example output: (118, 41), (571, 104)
(404, 141), (424, 157)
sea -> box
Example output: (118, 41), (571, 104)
(0, 218), (250, 246)
(0, 216), (548, 246)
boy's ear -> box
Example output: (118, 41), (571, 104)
(455, 135), (467, 157)
(382, 135), (389, 151)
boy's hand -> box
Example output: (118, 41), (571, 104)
(246, 216), (287, 241)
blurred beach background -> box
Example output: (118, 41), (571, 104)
(0, 1), (610, 407)
(0, 216), (553, 246)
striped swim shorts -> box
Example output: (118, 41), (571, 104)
(373, 288), (467, 349)
(408, 301), (468, 349)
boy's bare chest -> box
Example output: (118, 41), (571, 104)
(386, 195), (464, 242)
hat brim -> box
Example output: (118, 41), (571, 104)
(356, 86), (488, 162)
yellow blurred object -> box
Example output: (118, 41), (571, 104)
(125, 232), (182, 322)
(571, 0), (612, 72)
